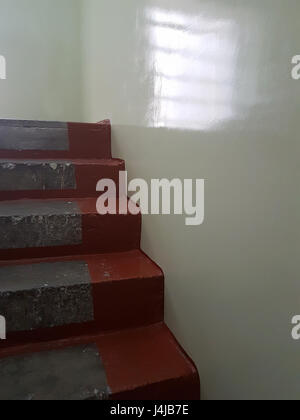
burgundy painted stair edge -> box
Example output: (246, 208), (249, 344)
(0, 158), (125, 200)
(0, 323), (201, 401)
(0, 197), (142, 260)
(0, 119), (112, 159)
(0, 250), (164, 344)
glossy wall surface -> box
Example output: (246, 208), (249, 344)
(81, 0), (300, 400)
(0, 0), (299, 400)
(0, 0), (83, 121)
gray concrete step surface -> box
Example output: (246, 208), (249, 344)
(0, 344), (109, 400)
(0, 200), (82, 250)
(0, 120), (69, 151)
(0, 260), (94, 333)
(0, 158), (124, 196)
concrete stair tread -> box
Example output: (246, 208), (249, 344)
(0, 197), (141, 259)
(0, 119), (111, 159)
(0, 250), (164, 335)
(0, 343), (109, 400)
(0, 157), (123, 165)
(0, 158), (125, 200)
(0, 199), (80, 217)
(0, 119), (109, 127)
(0, 323), (200, 400)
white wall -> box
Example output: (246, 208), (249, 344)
(0, 0), (299, 400)
(0, 0), (83, 121)
(81, 0), (300, 400)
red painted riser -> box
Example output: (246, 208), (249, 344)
(90, 252), (164, 332)
(99, 324), (200, 401)
(0, 324), (201, 401)
(0, 251), (164, 347)
(0, 198), (141, 261)
(0, 121), (111, 160)
(0, 158), (125, 201)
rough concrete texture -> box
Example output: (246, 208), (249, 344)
(0, 160), (76, 191)
(0, 120), (69, 151)
(0, 200), (82, 249)
(0, 261), (94, 332)
(0, 344), (109, 400)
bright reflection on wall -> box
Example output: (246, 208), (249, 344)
(146, 8), (237, 130)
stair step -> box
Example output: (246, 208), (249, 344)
(0, 119), (111, 159)
(0, 116), (201, 400)
(0, 323), (200, 400)
(0, 260), (94, 333)
(0, 120), (69, 151)
(0, 250), (164, 339)
(0, 344), (109, 400)
(0, 158), (125, 200)
(0, 198), (141, 260)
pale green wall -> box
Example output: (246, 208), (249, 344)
(0, 0), (83, 121)
(81, 0), (300, 400)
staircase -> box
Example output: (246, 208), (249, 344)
(0, 119), (200, 400)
